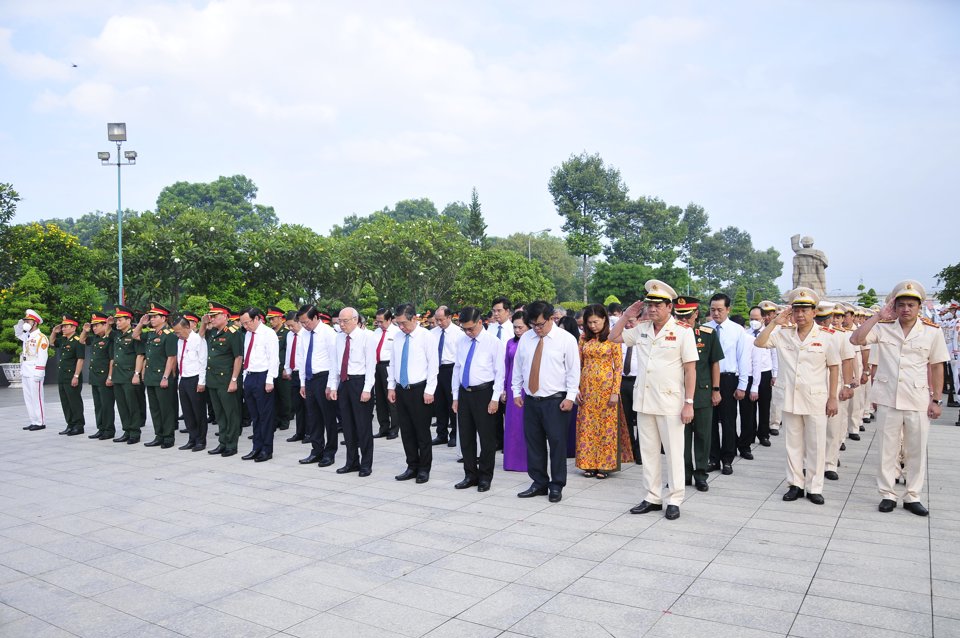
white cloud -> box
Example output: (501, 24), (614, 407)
(0, 27), (73, 81)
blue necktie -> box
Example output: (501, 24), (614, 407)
(399, 334), (410, 388)
(462, 338), (477, 388)
(305, 330), (314, 381)
(438, 329), (445, 361)
(497, 324), (502, 339)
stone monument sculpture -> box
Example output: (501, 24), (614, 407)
(791, 234), (828, 296)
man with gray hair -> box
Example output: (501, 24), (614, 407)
(328, 308), (377, 477)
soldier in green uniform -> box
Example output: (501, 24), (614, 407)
(229, 309), (250, 431)
(49, 314), (86, 435)
(267, 306), (291, 431)
(674, 297), (723, 492)
(79, 312), (116, 440)
(134, 302), (179, 448)
(111, 305), (146, 443)
(201, 302), (243, 456)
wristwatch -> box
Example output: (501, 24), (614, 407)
(684, 398), (694, 404)
(932, 399), (943, 406)
(712, 386), (720, 391)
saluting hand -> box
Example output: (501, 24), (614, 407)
(878, 301), (896, 322)
(623, 300), (644, 320)
(775, 308), (793, 326)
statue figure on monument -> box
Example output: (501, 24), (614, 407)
(791, 234), (828, 296)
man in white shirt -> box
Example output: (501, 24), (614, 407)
(488, 296), (512, 451)
(452, 306), (506, 492)
(431, 306), (465, 446)
(173, 316), (208, 451)
(372, 308), (402, 440)
(238, 307), (279, 463)
(388, 303), (440, 483)
(512, 300), (581, 503)
(296, 305), (339, 467)
(705, 293), (753, 474)
(282, 311), (306, 443)
(328, 307), (377, 477)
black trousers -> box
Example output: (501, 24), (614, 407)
(711, 374), (740, 465)
(289, 371), (306, 439)
(244, 371), (276, 455)
(620, 376), (641, 462)
(946, 362), (956, 396)
(458, 386), (497, 484)
(737, 375), (757, 453)
(303, 372), (337, 459)
(374, 362), (398, 435)
(396, 382), (432, 472)
(753, 370), (773, 441)
(338, 376), (374, 471)
(524, 395), (568, 491)
(178, 375), (207, 446)
(434, 364), (456, 439)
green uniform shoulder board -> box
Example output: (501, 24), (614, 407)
(228, 326), (238, 333)
(698, 325), (713, 333)
(163, 328), (173, 334)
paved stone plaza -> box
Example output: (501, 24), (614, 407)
(1, 386), (959, 637)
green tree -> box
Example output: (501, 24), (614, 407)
(856, 284), (879, 307)
(356, 282), (379, 321)
(588, 262), (654, 303)
(549, 152), (628, 302)
(156, 175), (278, 231)
(464, 188), (487, 247)
(450, 249), (555, 308)
(603, 295), (621, 306)
(488, 232), (579, 301)
(237, 224), (336, 308)
(731, 286), (749, 317)
(0, 183), (22, 285)
(0, 267), (48, 356)
(692, 226), (782, 303)
(40, 210), (135, 246)
(604, 196), (684, 267)
(937, 263), (960, 304)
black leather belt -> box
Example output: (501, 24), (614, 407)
(622, 375), (636, 380)
(397, 380), (426, 391)
(526, 392), (565, 402)
(346, 374), (365, 381)
(460, 381), (494, 393)
(720, 372), (738, 376)
(439, 363), (454, 369)
(376, 360), (390, 366)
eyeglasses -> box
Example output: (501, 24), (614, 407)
(531, 321), (549, 329)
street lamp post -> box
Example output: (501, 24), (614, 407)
(528, 227), (551, 260)
(99, 123), (136, 305)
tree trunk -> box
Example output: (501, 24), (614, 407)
(582, 254), (588, 303)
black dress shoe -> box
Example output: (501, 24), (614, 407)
(824, 470), (839, 481)
(208, 444), (225, 454)
(759, 438), (771, 447)
(241, 450), (260, 460)
(770, 429), (780, 436)
(517, 485), (548, 498)
(68, 428), (84, 436)
(695, 480), (709, 492)
(721, 464), (733, 475)
(126, 437), (140, 445)
(247, 434), (253, 439)
(706, 462), (720, 472)
(431, 436), (448, 446)
(665, 505), (680, 520)
(160, 441), (174, 449)
(88, 432), (102, 439)
(477, 482), (490, 492)
(806, 493), (825, 505)
(318, 457), (335, 467)
(783, 485), (804, 501)
(455, 478), (478, 490)
(848, 433), (860, 441)
(948, 400), (960, 408)
(28, 424), (46, 431)
(22, 424), (33, 430)
(548, 490), (562, 503)
(740, 450), (754, 460)
(903, 501), (929, 516)
(386, 433), (398, 440)
(372, 432), (388, 439)
(629, 501), (663, 515)
(416, 472), (429, 484)
(221, 449), (237, 457)
(254, 453), (272, 462)
(840, 443), (846, 451)
(684, 477), (693, 486)
(860, 424), (866, 431)
(286, 434), (303, 442)
(192, 444), (205, 452)
(878, 498), (896, 513)
(179, 442), (195, 450)
(456, 458), (464, 463)
(99, 432), (114, 440)
(336, 465), (360, 474)
(358, 469), (372, 477)
(179, 428), (188, 433)
(447, 438), (456, 448)
(59, 427), (71, 435)
(395, 468), (418, 481)
(144, 439), (162, 447)
(299, 454), (321, 464)
(113, 433), (130, 442)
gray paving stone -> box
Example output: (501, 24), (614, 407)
(0, 615), (79, 637)
(798, 594), (931, 636)
(285, 611), (406, 638)
(685, 577), (804, 613)
(421, 618), (501, 638)
(328, 594), (449, 637)
(365, 579), (480, 616)
(37, 563), (132, 597)
(250, 574), (358, 611)
(645, 612), (785, 637)
(207, 589), (320, 631)
(158, 604), (275, 638)
(669, 593), (794, 634)
(457, 583), (556, 629)
(788, 614), (911, 638)
(539, 592), (661, 633)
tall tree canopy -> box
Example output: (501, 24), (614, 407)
(156, 174), (278, 231)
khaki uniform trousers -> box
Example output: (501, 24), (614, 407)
(638, 413), (685, 507)
(875, 405), (927, 503)
(782, 411), (826, 495)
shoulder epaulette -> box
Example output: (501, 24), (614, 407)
(878, 319), (896, 323)
(675, 322), (691, 329)
(163, 328), (173, 334)
(228, 326), (238, 333)
(921, 317), (938, 328)
(698, 325), (714, 333)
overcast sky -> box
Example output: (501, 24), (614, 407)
(2, 1), (957, 296)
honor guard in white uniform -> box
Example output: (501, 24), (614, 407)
(815, 302), (855, 482)
(851, 280), (949, 516)
(18, 309), (49, 430)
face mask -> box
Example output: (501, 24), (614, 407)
(749, 320), (763, 331)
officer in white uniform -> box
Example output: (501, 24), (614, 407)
(18, 309), (49, 430)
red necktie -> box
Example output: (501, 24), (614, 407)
(341, 335), (350, 382)
(243, 332), (255, 370)
(376, 329), (387, 363)
(179, 340), (186, 375)
(290, 332), (298, 369)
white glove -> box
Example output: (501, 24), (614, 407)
(16, 319), (25, 334)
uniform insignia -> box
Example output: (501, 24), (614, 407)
(921, 317), (937, 328)
(878, 319), (896, 323)
(665, 335), (677, 341)
(41, 343), (48, 350)
(698, 326), (714, 333)
(811, 342), (823, 347)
